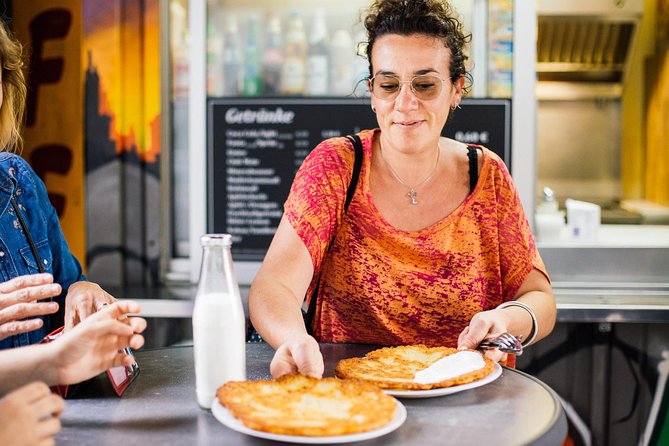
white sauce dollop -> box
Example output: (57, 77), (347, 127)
(413, 351), (486, 384)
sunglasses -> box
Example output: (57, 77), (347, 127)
(368, 74), (448, 101)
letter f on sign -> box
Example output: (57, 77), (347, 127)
(26, 9), (72, 127)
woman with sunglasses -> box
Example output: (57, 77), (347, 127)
(250, 0), (556, 378)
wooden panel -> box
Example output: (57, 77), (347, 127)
(12, 0), (86, 264)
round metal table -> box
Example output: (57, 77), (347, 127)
(56, 343), (567, 445)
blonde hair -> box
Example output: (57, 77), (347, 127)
(0, 19), (26, 153)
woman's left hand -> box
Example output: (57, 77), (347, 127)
(64, 281), (117, 331)
(456, 309), (510, 363)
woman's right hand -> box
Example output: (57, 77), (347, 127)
(0, 274), (61, 340)
(270, 334), (324, 379)
(0, 381), (64, 446)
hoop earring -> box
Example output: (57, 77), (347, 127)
(450, 103), (461, 111)
(371, 105), (376, 113)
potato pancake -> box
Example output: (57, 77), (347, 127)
(216, 374), (397, 436)
(335, 345), (495, 390)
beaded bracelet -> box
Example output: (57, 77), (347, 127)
(497, 300), (538, 347)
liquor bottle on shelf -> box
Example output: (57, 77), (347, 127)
(488, 0), (513, 98)
(242, 14), (262, 96)
(206, 22), (223, 96)
(280, 10), (307, 96)
(306, 9), (329, 96)
(352, 29), (370, 97)
(262, 14), (283, 96)
(330, 29), (355, 96)
(192, 234), (246, 409)
(222, 14), (242, 96)
(170, 0), (189, 99)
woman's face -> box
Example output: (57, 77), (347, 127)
(369, 33), (463, 152)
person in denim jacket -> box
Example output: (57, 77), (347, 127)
(0, 19), (116, 349)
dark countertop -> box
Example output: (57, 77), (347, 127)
(56, 343), (567, 445)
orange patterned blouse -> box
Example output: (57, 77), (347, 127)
(284, 129), (547, 348)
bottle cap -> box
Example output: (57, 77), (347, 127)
(537, 186), (559, 214)
(543, 186), (555, 202)
(201, 234), (232, 246)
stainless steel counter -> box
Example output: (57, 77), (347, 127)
(56, 343), (567, 445)
(554, 283), (669, 323)
(540, 242), (669, 323)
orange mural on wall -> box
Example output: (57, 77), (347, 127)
(83, 0), (160, 163)
(83, 0), (162, 286)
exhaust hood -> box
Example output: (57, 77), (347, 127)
(536, 0), (643, 98)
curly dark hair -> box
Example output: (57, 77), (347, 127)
(0, 19), (26, 152)
(362, 0), (472, 90)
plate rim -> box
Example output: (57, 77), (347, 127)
(212, 397), (407, 444)
(383, 362), (503, 398)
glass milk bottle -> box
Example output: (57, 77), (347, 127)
(192, 234), (246, 409)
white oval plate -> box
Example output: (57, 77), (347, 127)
(212, 398), (406, 444)
(384, 363), (503, 398)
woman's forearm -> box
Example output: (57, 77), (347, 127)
(503, 269), (557, 345)
(248, 215), (316, 348)
(512, 290), (556, 344)
(249, 279), (309, 349)
(0, 344), (58, 395)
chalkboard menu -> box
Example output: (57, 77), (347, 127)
(208, 97), (511, 260)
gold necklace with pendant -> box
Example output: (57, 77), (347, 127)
(380, 144), (440, 205)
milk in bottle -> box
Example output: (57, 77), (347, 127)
(192, 234), (246, 409)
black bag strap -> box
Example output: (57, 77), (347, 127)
(304, 134), (363, 334)
(467, 145), (479, 194)
(343, 134), (363, 210)
(11, 197), (46, 273)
